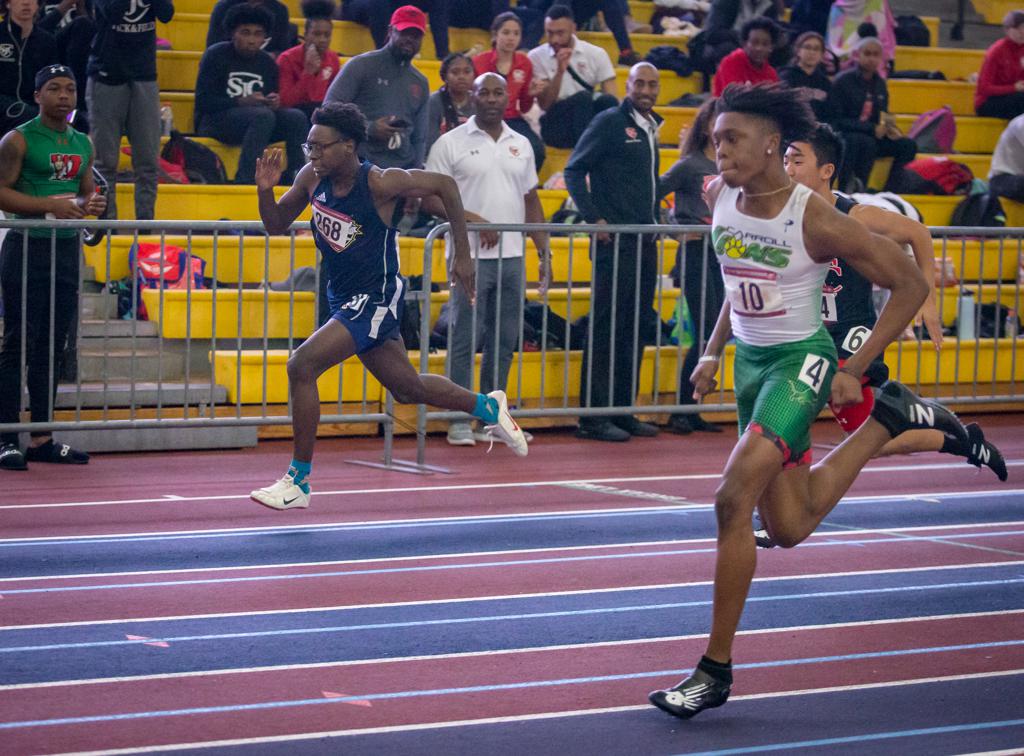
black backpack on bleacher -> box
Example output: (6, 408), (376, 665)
(161, 130), (229, 184)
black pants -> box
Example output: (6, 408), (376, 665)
(506, 116), (546, 172)
(977, 92), (1024, 120)
(990, 172), (1024, 203)
(540, 90), (618, 149)
(676, 237), (724, 406)
(0, 233), (80, 446)
(198, 106), (307, 184)
(579, 234), (658, 421)
(573, 0), (632, 53)
(836, 130), (917, 192)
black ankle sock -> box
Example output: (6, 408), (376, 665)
(940, 435), (968, 457)
(697, 655), (733, 685)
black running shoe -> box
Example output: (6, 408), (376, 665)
(870, 381), (969, 445)
(25, 440), (89, 465)
(753, 512), (775, 549)
(965, 423), (1008, 482)
(0, 443), (27, 471)
(649, 668), (731, 719)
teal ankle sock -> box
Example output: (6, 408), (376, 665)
(473, 393), (499, 424)
(288, 459), (311, 493)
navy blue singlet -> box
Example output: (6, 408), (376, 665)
(310, 161), (402, 316)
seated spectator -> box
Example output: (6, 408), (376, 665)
(528, 3), (617, 150)
(712, 16), (779, 97)
(0, 0), (58, 135)
(338, 0), (451, 59)
(975, 10), (1024, 120)
(324, 5), (429, 169)
(195, 4), (307, 184)
(474, 10), (545, 170)
(657, 97), (723, 436)
(207, 0), (294, 57)
(571, 0), (639, 65)
(827, 35), (915, 192)
(826, 0), (895, 69)
(778, 31), (832, 122)
(989, 113), (1024, 202)
(277, 0), (340, 121)
(426, 52), (475, 154)
(704, 0), (782, 35)
(39, 0), (94, 132)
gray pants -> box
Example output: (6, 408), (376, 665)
(86, 78), (160, 220)
(447, 256), (524, 395)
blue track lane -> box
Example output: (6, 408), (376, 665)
(2, 563), (1022, 685)
(1, 492), (1023, 578)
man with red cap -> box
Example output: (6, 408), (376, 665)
(325, 5), (431, 171)
(338, 1), (453, 60)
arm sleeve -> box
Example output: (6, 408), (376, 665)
(592, 48), (615, 85)
(658, 159), (687, 199)
(324, 57), (360, 104)
(827, 75), (873, 134)
(518, 56), (535, 115)
(564, 119), (608, 223)
(711, 55), (738, 97)
(424, 132), (450, 175)
(276, 50), (302, 108)
(976, 47), (1019, 100)
(411, 84), (430, 168)
(265, 55), (280, 94)
(194, 49), (233, 115)
(425, 93), (443, 158)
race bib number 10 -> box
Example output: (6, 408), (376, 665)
(722, 266), (785, 318)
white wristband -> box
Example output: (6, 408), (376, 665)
(698, 355), (720, 364)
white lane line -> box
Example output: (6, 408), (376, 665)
(2, 608), (1020, 693)
(825, 521), (1024, 558)
(3, 488), (1023, 546)
(4, 461), (1021, 510)
(49, 668), (1024, 756)
(5, 520), (1021, 585)
(3, 560), (1021, 632)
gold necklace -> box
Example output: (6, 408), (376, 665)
(742, 180), (794, 198)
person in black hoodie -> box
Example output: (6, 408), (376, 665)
(827, 35), (916, 192)
(195, 4), (306, 184)
(87, 0), (174, 221)
(206, 0), (293, 58)
(778, 31), (831, 123)
(0, 0), (59, 135)
(564, 62), (663, 443)
(39, 0), (95, 132)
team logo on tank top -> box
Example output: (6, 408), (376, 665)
(49, 154), (83, 181)
(312, 201), (363, 253)
(711, 225), (792, 269)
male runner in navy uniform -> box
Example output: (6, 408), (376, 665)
(250, 102), (527, 510)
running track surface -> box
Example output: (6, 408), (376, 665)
(1, 413), (1022, 755)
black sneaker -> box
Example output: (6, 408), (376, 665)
(25, 440), (89, 465)
(0, 443), (27, 471)
(612, 416), (659, 437)
(576, 420), (631, 442)
(649, 668), (731, 719)
(965, 423), (1008, 482)
(870, 381), (969, 445)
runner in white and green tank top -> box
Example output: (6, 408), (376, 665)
(648, 83), (970, 722)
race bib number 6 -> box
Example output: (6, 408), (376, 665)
(722, 266), (785, 318)
(841, 325), (872, 354)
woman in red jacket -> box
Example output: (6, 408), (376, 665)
(975, 10), (1024, 119)
(473, 11), (545, 171)
(277, 0), (340, 121)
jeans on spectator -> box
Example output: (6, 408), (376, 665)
(836, 130), (917, 193)
(86, 79), (161, 220)
(674, 237), (724, 410)
(579, 234), (658, 423)
(976, 92), (1024, 120)
(340, 0), (451, 58)
(447, 256), (525, 395)
(506, 116), (546, 172)
(198, 106), (308, 184)
(540, 90), (618, 149)
(990, 172), (1024, 203)
(0, 233), (80, 446)
(573, 0), (632, 53)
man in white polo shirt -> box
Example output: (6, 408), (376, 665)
(426, 72), (553, 446)
(528, 3), (618, 149)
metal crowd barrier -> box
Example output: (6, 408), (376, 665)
(0, 218), (1020, 465)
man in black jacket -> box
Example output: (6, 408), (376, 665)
(0, 0), (59, 135)
(827, 36), (916, 192)
(564, 62), (662, 442)
(87, 0), (174, 220)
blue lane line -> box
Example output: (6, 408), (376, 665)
(679, 717), (1024, 755)
(1, 642), (1022, 731)
(3, 577), (1021, 654)
(4, 530), (1024, 596)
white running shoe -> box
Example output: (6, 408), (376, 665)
(251, 474), (311, 510)
(447, 421), (476, 446)
(483, 390), (528, 457)
(474, 427), (533, 444)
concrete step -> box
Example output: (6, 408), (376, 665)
(55, 381), (227, 410)
(80, 291), (118, 320)
(79, 348), (186, 381)
(57, 424), (258, 453)
(79, 319), (159, 338)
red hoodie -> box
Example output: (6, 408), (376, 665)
(712, 48), (778, 97)
(975, 36), (1024, 110)
(277, 43), (340, 109)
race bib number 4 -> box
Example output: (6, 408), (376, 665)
(798, 353), (829, 395)
(722, 266), (785, 318)
(820, 292), (837, 324)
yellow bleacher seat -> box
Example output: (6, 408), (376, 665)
(142, 288), (316, 339)
(937, 284), (1023, 328)
(111, 182), (313, 221)
(865, 153), (993, 191)
(213, 348), (384, 404)
(888, 80), (975, 117)
(971, 0), (1018, 25)
(893, 47), (985, 81)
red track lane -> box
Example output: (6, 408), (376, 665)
(3, 614), (1022, 754)
(2, 527), (1019, 627)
